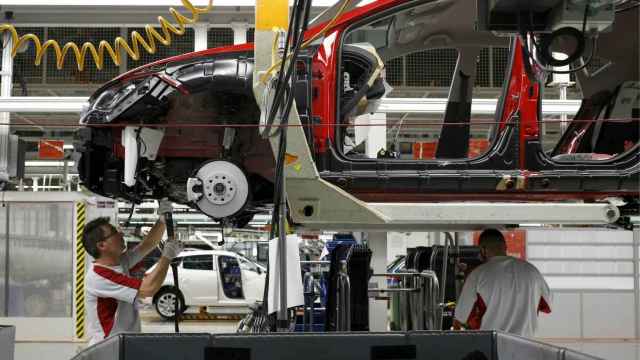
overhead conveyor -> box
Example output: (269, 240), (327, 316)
(296, 201), (621, 231)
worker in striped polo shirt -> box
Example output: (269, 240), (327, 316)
(82, 200), (182, 346)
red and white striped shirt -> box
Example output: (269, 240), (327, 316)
(455, 256), (552, 338)
(85, 249), (145, 346)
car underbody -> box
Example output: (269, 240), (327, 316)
(75, 0), (639, 226)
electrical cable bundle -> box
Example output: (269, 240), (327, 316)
(253, 0), (314, 331)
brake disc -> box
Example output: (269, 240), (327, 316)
(186, 161), (249, 219)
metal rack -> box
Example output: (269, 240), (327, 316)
(369, 271), (440, 331)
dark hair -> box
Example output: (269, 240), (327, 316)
(82, 217), (112, 258)
(478, 228), (506, 252)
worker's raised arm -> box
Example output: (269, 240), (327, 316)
(133, 199), (172, 257)
(138, 240), (183, 298)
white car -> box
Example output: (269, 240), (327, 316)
(147, 250), (266, 319)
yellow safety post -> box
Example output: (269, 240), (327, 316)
(74, 202), (87, 340)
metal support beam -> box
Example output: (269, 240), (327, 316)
(0, 97), (581, 116)
(0, 32), (15, 185)
(296, 202), (621, 232)
(231, 22), (248, 45)
(194, 22), (209, 51)
(378, 98), (581, 115)
(0, 97), (88, 112)
(368, 232), (388, 331)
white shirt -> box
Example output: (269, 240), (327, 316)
(85, 249), (145, 346)
(455, 256), (552, 338)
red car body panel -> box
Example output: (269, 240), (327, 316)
(75, 0), (638, 221)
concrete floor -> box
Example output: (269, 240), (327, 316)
(11, 310), (640, 360)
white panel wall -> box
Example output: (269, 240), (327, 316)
(529, 228), (638, 342)
(536, 292), (582, 338)
(583, 293), (636, 338)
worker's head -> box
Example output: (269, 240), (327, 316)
(82, 217), (125, 259)
(478, 228), (507, 261)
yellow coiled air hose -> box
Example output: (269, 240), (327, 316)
(0, 0), (213, 71)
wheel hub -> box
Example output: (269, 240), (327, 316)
(204, 173), (237, 205)
(186, 161), (250, 219)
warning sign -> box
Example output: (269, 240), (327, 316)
(38, 140), (65, 160)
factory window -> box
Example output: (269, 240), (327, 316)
(11, 27), (44, 96)
(11, 27), (123, 97)
(207, 28), (234, 48)
(246, 28), (255, 43)
(126, 27), (194, 69)
(45, 27), (121, 85)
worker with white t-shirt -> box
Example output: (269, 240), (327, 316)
(82, 200), (183, 346)
(453, 229), (552, 338)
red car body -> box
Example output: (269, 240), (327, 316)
(76, 0), (639, 224)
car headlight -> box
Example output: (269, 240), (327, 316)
(80, 82), (138, 124)
(94, 83), (137, 111)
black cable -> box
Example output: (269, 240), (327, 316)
(261, 0), (312, 321)
(269, 0), (309, 240)
(218, 221), (225, 246)
(123, 203), (135, 228)
(260, 0), (299, 138)
(262, 0), (311, 139)
(170, 261), (180, 333)
(582, 2), (589, 34)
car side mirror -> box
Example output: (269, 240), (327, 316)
(257, 267), (263, 275)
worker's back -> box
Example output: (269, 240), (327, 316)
(455, 256), (551, 338)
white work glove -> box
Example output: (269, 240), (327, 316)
(161, 240), (183, 260)
(158, 198), (173, 223)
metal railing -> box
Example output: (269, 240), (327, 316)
(369, 271), (440, 331)
(336, 260), (351, 331)
(301, 260), (329, 332)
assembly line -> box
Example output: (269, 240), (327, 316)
(0, 0), (638, 359)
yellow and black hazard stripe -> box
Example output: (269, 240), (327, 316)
(75, 202), (87, 340)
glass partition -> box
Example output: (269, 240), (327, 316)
(7, 203), (73, 317)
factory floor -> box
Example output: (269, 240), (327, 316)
(12, 311), (640, 360)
